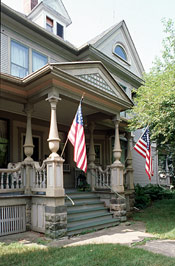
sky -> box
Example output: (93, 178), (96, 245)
(2, 0), (175, 72)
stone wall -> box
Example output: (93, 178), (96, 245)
(45, 205), (67, 239)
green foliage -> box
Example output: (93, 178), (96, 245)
(129, 19), (175, 176)
(134, 184), (175, 209)
(134, 184), (151, 209)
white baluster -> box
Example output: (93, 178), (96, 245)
(1, 173), (3, 189)
(39, 171), (42, 188)
(6, 173), (9, 189)
(11, 172), (14, 189)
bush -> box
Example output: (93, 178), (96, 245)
(134, 184), (175, 209)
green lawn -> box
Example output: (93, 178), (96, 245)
(0, 243), (175, 266)
(133, 198), (175, 239)
(0, 199), (175, 265)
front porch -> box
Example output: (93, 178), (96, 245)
(0, 62), (135, 238)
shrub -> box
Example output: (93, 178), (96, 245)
(134, 184), (175, 209)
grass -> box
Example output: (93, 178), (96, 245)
(0, 198), (175, 265)
(0, 243), (175, 266)
(133, 198), (175, 239)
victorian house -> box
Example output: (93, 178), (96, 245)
(0, 0), (158, 237)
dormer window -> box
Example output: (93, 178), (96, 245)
(57, 23), (63, 38)
(114, 44), (127, 61)
(46, 16), (53, 32)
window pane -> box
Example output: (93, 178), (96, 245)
(46, 16), (53, 32)
(11, 40), (28, 78)
(32, 51), (48, 72)
(57, 23), (63, 38)
(114, 45), (127, 61)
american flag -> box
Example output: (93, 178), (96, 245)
(68, 102), (87, 172)
(134, 127), (153, 180)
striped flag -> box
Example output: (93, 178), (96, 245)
(68, 102), (87, 172)
(134, 127), (153, 180)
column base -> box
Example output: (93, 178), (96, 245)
(46, 188), (65, 197)
(45, 205), (67, 239)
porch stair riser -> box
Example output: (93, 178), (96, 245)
(66, 192), (119, 236)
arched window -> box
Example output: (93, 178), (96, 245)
(114, 45), (127, 61)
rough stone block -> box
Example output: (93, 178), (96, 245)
(120, 216), (127, 222)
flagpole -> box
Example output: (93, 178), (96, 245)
(60, 93), (85, 158)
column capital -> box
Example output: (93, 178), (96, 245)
(23, 103), (34, 115)
(46, 96), (61, 104)
(113, 112), (120, 122)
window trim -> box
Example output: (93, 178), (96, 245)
(11, 39), (29, 78)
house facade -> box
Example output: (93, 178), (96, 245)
(0, 0), (160, 237)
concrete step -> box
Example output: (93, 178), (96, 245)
(66, 191), (120, 236)
(67, 218), (119, 236)
(67, 201), (104, 211)
(66, 195), (100, 204)
(67, 207), (109, 218)
(68, 212), (117, 227)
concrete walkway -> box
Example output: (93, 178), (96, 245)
(0, 221), (175, 258)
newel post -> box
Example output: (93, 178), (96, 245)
(45, 95), (65, 198)
(110, 114), (124, 193)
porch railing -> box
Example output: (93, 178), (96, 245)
(90, 165), (125, 200)
(31, 161), (47, 194)
(0, 163), (24, 193)
(95, 165), (111, 189)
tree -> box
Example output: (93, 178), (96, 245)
(129, 19), (175, 177)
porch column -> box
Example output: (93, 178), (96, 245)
(23, 103), (34, 161)
(87, 122), (96, 190)
(45, 95), (65, 197)
(111, 114), (124, 193)
(126, 132), (134, 190)
(23, 103), (34, 195)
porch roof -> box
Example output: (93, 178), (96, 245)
(0, 62), (134, 129)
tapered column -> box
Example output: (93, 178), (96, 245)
(111, 114), (124, 193)
(126, 132), (134, 190)
(45, 96), (64, 197)
(23, 103), (34, 162)
(23, 103), (34, 195)
(87, 122), (96, 190)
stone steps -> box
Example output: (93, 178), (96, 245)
(66, 191), (120, 236)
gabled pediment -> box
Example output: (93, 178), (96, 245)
(84, 21), (144, 78)
(52, 61), (133, 108)
(42, 0), (71, 24)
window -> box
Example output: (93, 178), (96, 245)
(46, 16), (53, 32)
(57, 23), (63, 38)
(114, 45), (127, 61)
(32, 50), (48, 72)
(11, 40), (29, 78)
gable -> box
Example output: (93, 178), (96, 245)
(42, 0), (71, 25)
(53, 62), (133, 107)
(89, 21), (144, 79)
